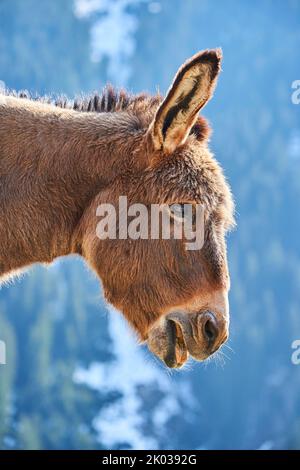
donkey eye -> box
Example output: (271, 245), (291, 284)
(169, 204), (197, 225)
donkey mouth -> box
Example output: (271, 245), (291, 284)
(147, 316), (190, 369)
(163, 319), (188, 368)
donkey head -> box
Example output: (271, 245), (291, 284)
(80, 49), (234, 368)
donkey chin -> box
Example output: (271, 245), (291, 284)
(147, 309), (229, 368)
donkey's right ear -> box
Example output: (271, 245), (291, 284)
(148, 49), (222, 155)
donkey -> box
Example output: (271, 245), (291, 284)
(0, 49), (234, 368)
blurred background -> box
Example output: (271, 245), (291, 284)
(0, 0), (300, 450)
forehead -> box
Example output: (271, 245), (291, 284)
(142, 139), (235, 231)
(147, 142), (225, 200)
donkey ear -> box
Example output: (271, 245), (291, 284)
(149, 49), (222, 154)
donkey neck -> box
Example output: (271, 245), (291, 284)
(0, 96), (139, 276)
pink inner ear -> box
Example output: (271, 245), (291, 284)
(190, 116), (211, 142)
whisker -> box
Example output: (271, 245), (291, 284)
(179, 359), (194, 372)
(214, 352), (225, 369)
(223, 343), (235, 355)
(218, 349), (231, 362)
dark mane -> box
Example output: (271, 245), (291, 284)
(1, 84), (210, 139)
(2, 84), (162, 114)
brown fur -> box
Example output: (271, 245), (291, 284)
(0, 49), (235, 367)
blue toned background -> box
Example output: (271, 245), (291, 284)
(0, 0), (300, 450)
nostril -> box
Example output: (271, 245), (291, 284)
(203, 315), (219, 347)
(204, 319), (215, 341)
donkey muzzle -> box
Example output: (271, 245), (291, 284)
(147, 310), (228, 368)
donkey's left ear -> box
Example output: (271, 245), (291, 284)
(149, 48), (222, 155)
